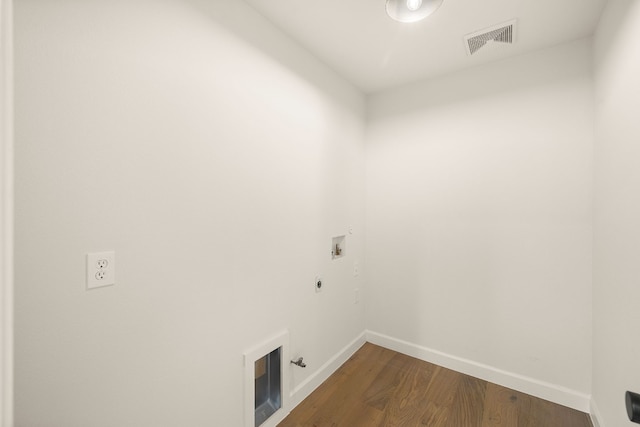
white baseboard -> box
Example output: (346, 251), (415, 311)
(366, 330), (591, 413)
(289, 331), (367, 408)
(590, 398), (604, 427)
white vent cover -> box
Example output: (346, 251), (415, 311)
(464, 20), (517, 56)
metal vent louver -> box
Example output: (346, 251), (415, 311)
(464, 20), (517, 56)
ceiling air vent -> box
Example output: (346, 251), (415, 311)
(464, 20), (517, 56)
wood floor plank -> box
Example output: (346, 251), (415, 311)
(337, 401), (384, 427)
(410, 366), (461, 427)
(481, 383), (522, 426)
(375, 355), (442, 426)
(447, 374), (487, 427)
(277, 343), (593, 427)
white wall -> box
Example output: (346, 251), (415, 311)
(14, 1), (365, 426)
(18, 0), (633, 424)
(1, 0), (14, 425)
(366, 40), (594, 407)
(593, 1), (640, 426)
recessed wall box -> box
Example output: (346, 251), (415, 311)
(331, 235), (346, 260)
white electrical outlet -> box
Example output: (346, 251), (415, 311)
(87, 251), (115, 289)
(353, 261), (359, 277)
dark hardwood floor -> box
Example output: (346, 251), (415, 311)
(278, 343), (592, 427)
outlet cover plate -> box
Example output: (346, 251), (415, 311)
(87, 251), (115, 289)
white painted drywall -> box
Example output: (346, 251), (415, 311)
(0, 0), (14, 425)
(14, 0), (365, 425)
(366, 40), (594, 398)
(593, 1), (640, 426)
(16, 0), (630, 423)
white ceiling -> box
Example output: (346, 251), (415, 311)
(243, 0), (608, 93)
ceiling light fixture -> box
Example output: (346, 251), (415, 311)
(406, 0), (422, 11)
(385, 0), (443, 23)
